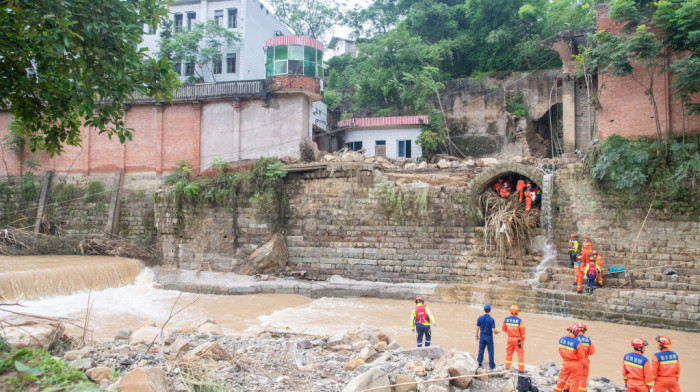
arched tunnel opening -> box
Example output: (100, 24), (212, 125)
(471, 165), (547, 265)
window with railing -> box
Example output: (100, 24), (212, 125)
(265, 45), (323, 78)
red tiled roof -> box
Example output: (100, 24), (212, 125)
(337, 115), (429, 128)
(264, 36), (324, 51)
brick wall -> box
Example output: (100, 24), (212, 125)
(596, 4), (700, 140)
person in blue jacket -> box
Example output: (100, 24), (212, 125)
(476, 304), (500, 370)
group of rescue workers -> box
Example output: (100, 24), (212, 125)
(568, 233), (604, 295)
(492, 177), (541, 212)
(410, 299), (681, 392)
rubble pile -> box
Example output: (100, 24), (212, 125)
(41, 319), (619, 392)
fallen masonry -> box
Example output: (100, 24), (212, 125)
(51, 320), (620, 392)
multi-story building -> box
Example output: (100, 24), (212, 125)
(140, 0), (292, 83)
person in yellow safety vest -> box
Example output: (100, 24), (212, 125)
(593, 251), (604, 287)
(574, 255), (585, 294)
(585, 258), (601, 295)
(502, 305), (526, 373)
(581, 234), (593, 264)
(568, 234), (579, 267)
(410, 297), (436, 347)
(575, 322), (595, 392)
(516, 179), (526, 202)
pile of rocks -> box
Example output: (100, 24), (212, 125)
(46, 319), (620, 392)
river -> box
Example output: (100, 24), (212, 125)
(1, 257), (698, 390)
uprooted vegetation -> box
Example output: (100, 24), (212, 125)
(479, 192), (539, 266)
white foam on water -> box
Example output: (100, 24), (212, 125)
(531, 173), (557, 288)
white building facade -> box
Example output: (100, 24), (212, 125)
(325, 37), (357, 61)
(140, 0), (292, 82)
(338, 116), (428, 160)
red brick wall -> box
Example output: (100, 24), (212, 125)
(596, 4), (700, 140)
(0, 102), (201, 176)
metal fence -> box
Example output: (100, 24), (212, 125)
(130, 80), (267, 102)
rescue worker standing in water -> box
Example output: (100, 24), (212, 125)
(410, 297), (436, 347)
(568, 234), (579, 267)
(502, 305), (526, 373)
(581, 234), (593, 264)
(575, 255), (585, 294)
(575, 323), (595, 392)
(652, 336), (680, 392)
(623, 338), (654, 392)
(554, 324), (585, 392)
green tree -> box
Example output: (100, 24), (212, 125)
(344, 0), (400, 39)
(158, 19), (240, 83)
(0, 0), (178, 156)
(268, 0), (344, 40)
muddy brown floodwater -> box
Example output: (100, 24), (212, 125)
(1, 258), (698, 390)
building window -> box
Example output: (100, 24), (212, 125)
(185, 61), (194, 76)
(172, 62), (181, 75)
(174, 14), (183, 32)
(214, 10), (223, 26)
(346, 141), (362, 151)
(226, 53), (236, 73)
(227, 8), (237, 28)
(213, 59), (222, 74)
(375, 140), (386, 146)
(186, 12), (196, 30)
(398, 140), (412, 158)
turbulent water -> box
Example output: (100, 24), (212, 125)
(1, 257), (698, 390)
(531, 173), (558, 287)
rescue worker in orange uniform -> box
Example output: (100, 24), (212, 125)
(581, 235), (593, 264)
(493, 179), (504, 193)
(575, 323), (595, 392)
(568, 234), (579, 267)
(410, 297), (436, 347)
(500, 182), (510, 198)
(574, 256), (585, 294)
(525, 184), (532, 212)
(652, 335), (680, 392)
(593, 251), (604, 287)
(502, 305), (526, 373)
(516, 179), (526, 202)
(623, 338), (654, 392)
(554, 324), (585, 392)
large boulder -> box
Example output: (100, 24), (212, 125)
(129, 326), (169, 346)
(395, 346), (444, 359)
(342, 367), (391, 392)
(447, 357), (478, 389)
(184, 341), (231, 361)
(237, 233), (288, 274)
(0, 317), (64, 349)
(86, 367), (113, 383)
(114, 367), (169, 392)
(394, 374), (418, 392)
(402, 361), (427, 377)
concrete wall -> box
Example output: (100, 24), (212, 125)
(596, 4), (700, 140)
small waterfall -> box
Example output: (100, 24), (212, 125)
(0, 256), (142, 301)
(531, 173), (557, 288)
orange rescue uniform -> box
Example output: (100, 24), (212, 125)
(525, 190), (532, 212)
(500, 186), (509, 198)
(595, 254), (604, 286)
(623, 352), (654, 392)
(554, 334), (585, 392)
(652, 348), (680, 392)
(516, 180), (526, 202)
(502, 315), (526, 372)
(574, 259), (584, 292)
(576, 334), (595, 392)
(581, 240), (593, 263)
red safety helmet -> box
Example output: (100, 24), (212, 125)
(570, 234), (576, 238)
(656, 336), (671, 348)
(415, 297), (424, 304)
(592, 251), (599, 255)
(567, 324), (581, 335)
(509, 305), (519, 314)
(576, 322), (587, 333)
(585, 234), (590, 239)
(631, 337), (648, 350)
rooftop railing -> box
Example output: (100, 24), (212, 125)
(130, 80), (267, 102)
